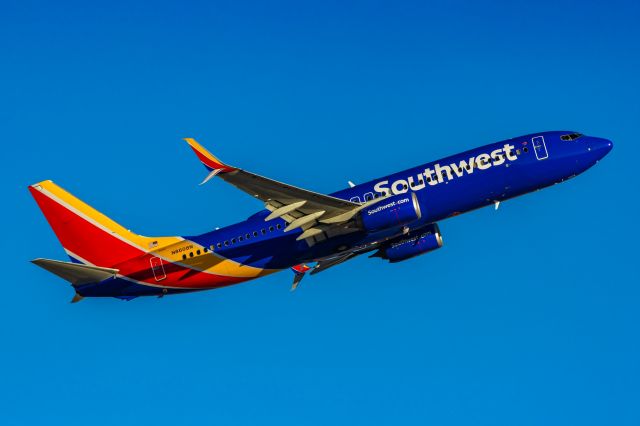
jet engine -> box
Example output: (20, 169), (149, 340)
(372, 223), (443, 263)
(359, 192), (422, 232)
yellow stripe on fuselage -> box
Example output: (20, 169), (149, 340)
(153, 240), (276, 278)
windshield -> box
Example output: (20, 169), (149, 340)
(560, 133), (583, 141)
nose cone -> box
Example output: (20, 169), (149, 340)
(590, 137), (613, 160)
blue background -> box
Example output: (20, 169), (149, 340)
(2, 1), (638, 424)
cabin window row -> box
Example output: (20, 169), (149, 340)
(181, 222), (285, 260)
(181, 247), (210, 260)
(216, 223), (285, 248)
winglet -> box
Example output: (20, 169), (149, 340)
(184, 138), (236, 184)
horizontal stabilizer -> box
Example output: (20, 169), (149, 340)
(31, 258), (119, 286)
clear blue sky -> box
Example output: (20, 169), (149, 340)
(2, 1), (639, 424)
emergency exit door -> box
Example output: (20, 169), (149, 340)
(150, 257), (166, 281)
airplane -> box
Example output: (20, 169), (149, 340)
(29, 131), (613, 302)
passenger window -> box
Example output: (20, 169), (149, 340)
(268, 226), (274, 232)
(524, 147), (529, 153)
(364, 192), (373, 201)
(217, 242), (222, 249)
(196, 249), (201, 255)
(246, 233), (250, 239)
(224, 241), (229, 246)
(231, 238), (236, 244)
(239, 236), (244, 242)
(253, 231), (258, 237)
(261, 229), (266, 235)
(203, 247), (208, 253)
(189, 252), (194, 258)
(350, 196), (361, 203)
(276, 224), (281, 230)
(182, 254), (187, 260)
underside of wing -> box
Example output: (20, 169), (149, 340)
(310, 242), (381, 275)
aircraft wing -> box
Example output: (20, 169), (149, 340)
(310, 241), (381, 275)
(288, 242), (381, 290)
(185, 138), (384, 241)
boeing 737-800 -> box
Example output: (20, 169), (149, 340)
(29, 131), (612, 301)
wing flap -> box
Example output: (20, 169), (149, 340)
(296, 227), (324, 241)
(265, 201), (307, 221)
(310, 252), (357, 275)
(284, 211), (326, 232)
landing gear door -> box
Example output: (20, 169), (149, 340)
(532, 136), (549, 160)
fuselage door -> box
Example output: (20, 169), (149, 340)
(532, 136), (549, 160)
(150, 257), (167, 281)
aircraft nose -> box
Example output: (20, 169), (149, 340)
(590, 137), (613, 160)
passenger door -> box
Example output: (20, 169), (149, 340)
(532, 136), (549, 160)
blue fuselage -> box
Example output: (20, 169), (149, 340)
(188, 131), (613, 270)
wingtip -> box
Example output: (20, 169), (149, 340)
(183, 137), (235, 177)
(199, 169), (221, 185)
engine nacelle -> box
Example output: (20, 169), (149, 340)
(373, 224), (443, 263)
(359, 192), (422, 232)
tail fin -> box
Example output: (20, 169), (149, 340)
(184, 138), (236, 184)
(29, 180), (180, 267)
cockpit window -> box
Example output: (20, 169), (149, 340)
(560, 133), (583, 141)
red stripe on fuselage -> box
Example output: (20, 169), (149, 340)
(115, 253), (247, 289)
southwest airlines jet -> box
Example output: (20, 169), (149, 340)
(29, 131), (612, 302)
